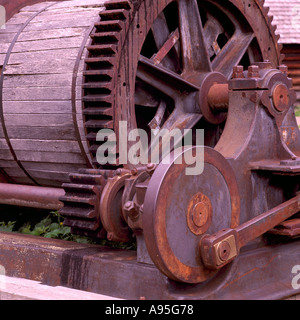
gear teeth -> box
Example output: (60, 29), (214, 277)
(82, 0), (133, 174)
(99, 9), (129, 21)
(259, 0), (282, 66)
(59, 170), (111, 237)
(264, 6), (270, 15)
(104, 0), (132, 10)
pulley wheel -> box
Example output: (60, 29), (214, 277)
(143, 146), (240, 283)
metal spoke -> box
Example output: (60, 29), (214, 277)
(178, 0), (212, 73)
(212, 31), (255, 78)
(149, 109), (202, 163)
(152, 29), (180, 67)
(151, 13), (180, 72)
(203, 14), (225, 57)
(137, 55), (198, 99)
(148, 101), (167, 130)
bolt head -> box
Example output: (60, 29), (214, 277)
(279, 65), (288, 75)
(123, 201), (138, 220)
(248, 65), (260, 78)
(232, 65), (244, 79)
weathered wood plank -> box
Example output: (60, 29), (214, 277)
(8, 176), (36, 185)
(12, 36), (85, 53)
(26, 169), (71, 182)
(0, 138), (10, 150)
(0, 24), (22, 34)
(14, 150), (86, 164)
(6, 12), (36, 25)
(21, 161), (83, 172)
(1, 168), (34, 187)
(3, 85), (82, 101)
(42, 6), (104, 15)
(0, 54), (6, 65)
(4, 125), (76, 140)
(3, 101), (72, 114)
(0, 42), (12, 54)
(0, 149), (14, 161)
(23, 15), (98, 31)
(3, 114), (72, 126)
(35, 9), (101, 21)
(3, 73), (73, 88)
(47, 0), (107, 10)
(0, 160), (17, 168)
(34, 179), (66, 187)
(0, 32), (17, 44)
(20, 2), (58, 13)
(3, 87), (73, 101)
(10, 139), (81, 153)
(2, 167), (31, 178)
(4, 48), (79, 74)
(17, 27), (86, 42)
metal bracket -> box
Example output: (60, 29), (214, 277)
(201, 194), (300, 270)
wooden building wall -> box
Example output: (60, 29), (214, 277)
(282, 44), (300, 105)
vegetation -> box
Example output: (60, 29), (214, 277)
(0, 210), (93, 243)
(295, 105), (300, 117)
(0, 206), (136, 250)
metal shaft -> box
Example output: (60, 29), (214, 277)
(0, 183), (65, 210)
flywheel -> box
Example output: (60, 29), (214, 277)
(143, 146), (240, 283)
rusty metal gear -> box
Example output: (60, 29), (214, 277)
(60, 0), (283, 239)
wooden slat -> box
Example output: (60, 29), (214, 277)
(10, 139), (81, 153)
(35, 9), (102, 22)
(0, 149), (14, 161)
(0, 24), (22, 34)
(6, 12), (36, 24)
(42, 6), (103, 17)
(3, 73), (73, 88)
(48, 0), (107, 9)
(4, 126), (76, 140)
(14, 150), (86, 164)
(18, 27), (87, 42)
(4, 49), (78, 74)
(22, 161), (83, 172)
(23, 15), (99, 32)
(2, 101), (72, 114)
(26, 169), (71, 182)
(20, 2), (58, 13)
(3, 87), (73, 101)
(2, 167), (32, 178)
(3, 114), (73, 127)
(0, 32), (16, 44)
(12, 36), (85, 53)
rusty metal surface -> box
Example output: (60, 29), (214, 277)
(201, 194), (300, 270)
(0, 183), (64, 210)
(0, 231), (300, 300)
(143, 146), (240, 284)
(0, 0), (299, 298)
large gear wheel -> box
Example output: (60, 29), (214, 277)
(63, 0), (283, 238)
(83, 0), (282, 166)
